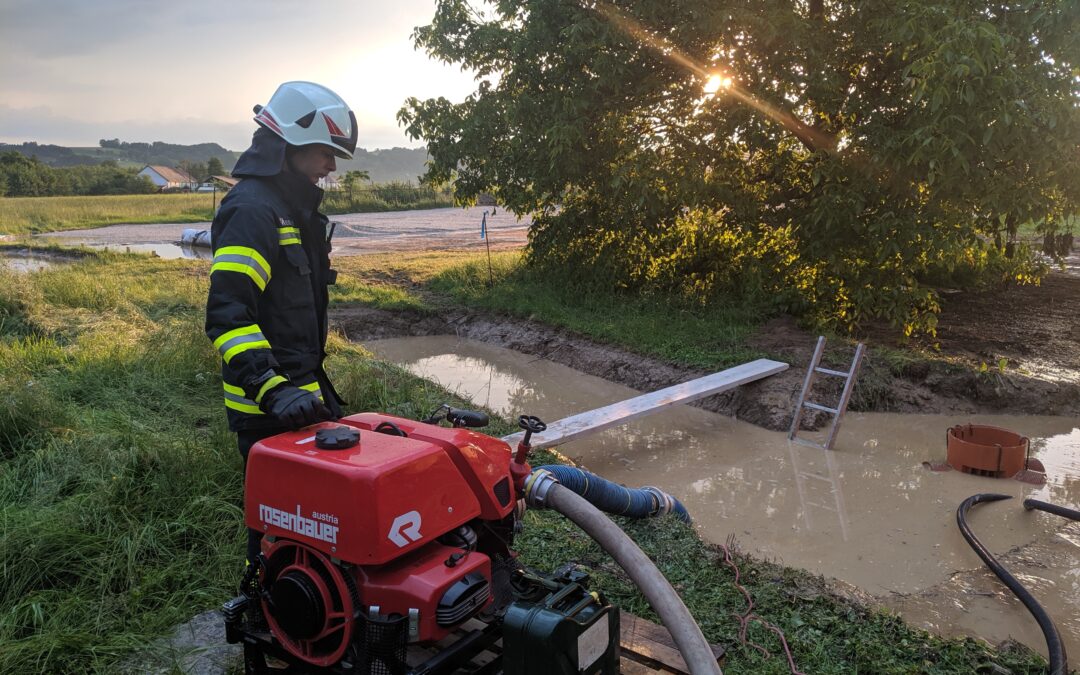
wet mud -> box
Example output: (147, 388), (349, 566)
(361, 335), (1080, 660)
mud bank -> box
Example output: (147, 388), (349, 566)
(330, 306), (1080, 430)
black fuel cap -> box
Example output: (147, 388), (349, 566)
(315, 426), (360, 450)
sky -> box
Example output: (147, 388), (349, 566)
(0, 0), (479, 151)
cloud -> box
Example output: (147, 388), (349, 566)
(0, 0), (475, 148)
(0, 103), (422, 152)
(0, 103), (253, 149)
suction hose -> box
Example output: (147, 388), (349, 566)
(956, 494), (1067, 675)
(527, 470), (721, 675)
(1023, 498), (1080, 522)
(535, 465), (691, 523)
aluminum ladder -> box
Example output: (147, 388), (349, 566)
(788, 336), (865, 450)
(787, 440), (851, 540)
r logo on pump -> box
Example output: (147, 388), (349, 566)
(388, 510), (422, 547)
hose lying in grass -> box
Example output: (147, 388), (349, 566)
(526, 469), (720, 674)
(956, 493), (1068, 675)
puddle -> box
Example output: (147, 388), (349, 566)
(0, 254), (57, 272)
(365, 335), (1080, 658)
(82, 242), (211, 260)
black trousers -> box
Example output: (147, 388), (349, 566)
(238, 428), (287, 564)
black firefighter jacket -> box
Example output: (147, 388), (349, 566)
(205, 128), (344, 432)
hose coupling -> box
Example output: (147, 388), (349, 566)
(642, 486), (674, 517)
(524, 468), (560, 509)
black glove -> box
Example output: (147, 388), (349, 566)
(260, 384), (333, 429)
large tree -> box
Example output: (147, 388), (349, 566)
(400, 0), (1080, 332)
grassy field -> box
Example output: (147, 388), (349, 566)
(0, 188), (455, 237)
(0, 193), (218, 235)
(0, 251), (1046, 672)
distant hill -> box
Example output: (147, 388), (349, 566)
(0, 141), (239, 170)
(1, 141), (432, 184)
(336, 147), (431, 184)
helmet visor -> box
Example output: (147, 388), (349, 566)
(331, 111), (358, 159)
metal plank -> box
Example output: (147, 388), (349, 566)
(501, 359), (788, 450)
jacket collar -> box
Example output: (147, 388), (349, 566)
(234, 127), (325, 222)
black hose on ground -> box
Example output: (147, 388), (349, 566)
(1023, 498), (1080, 522)
(956, 493), (1067, 675)
(535, 464), (692, 523)
(526, 472), (721, 674)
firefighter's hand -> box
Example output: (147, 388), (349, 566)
(261, 384), (333, 429)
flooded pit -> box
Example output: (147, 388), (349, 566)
(365, 335), (1080, 658)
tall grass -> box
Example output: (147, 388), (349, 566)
(322, 183), (455, 215)
(0, 254), (479, 672)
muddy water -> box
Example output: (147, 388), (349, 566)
(0, 254), (56, 272)
(365, 335), (1080, 658)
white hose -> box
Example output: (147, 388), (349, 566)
(530, 475), (722, 674)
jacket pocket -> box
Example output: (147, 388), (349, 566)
(283, 245), (310, 275)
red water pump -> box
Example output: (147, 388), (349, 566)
(223, 410), (620, 674)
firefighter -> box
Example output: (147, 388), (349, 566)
(204, 81), (357, 581)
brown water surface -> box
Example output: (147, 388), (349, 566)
(366, 335), (1080, 658)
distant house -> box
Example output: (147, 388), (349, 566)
(196, 175), (240, 192)
(137, 165), (197, 191)
(318, 175), (341, 191)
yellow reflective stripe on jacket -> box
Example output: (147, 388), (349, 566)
(213, 324), (271, 364)
(223, 383), (263, 415)
(255, 375), (288, 404)
(211, 246), (272, 291)
(298, 380), (324, 401)
(278, 227), (301, 246)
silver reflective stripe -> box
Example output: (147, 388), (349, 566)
(224, 386), (263, 415)
(214, 253), (270, 286)
(217, 331), (268, 358)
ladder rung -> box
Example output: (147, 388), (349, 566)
(814, 367), (849, 377)
(807, 502), (838, 511)
(801, 472), (831, 482)
(803, 402), (839, 414)
(792, 437), (827, 450)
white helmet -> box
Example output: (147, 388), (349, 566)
(253, 81), (357, 159)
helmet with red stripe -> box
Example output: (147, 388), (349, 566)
(253, 81), (357, 159)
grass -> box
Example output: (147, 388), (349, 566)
(0, 194), (219, 235)
(0, 186), (456, 237)
(0, 250), (1048, 672)
(0, 252), (488, 672)
(321, 186), (455, 215)
(333, 250), (769, 370)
